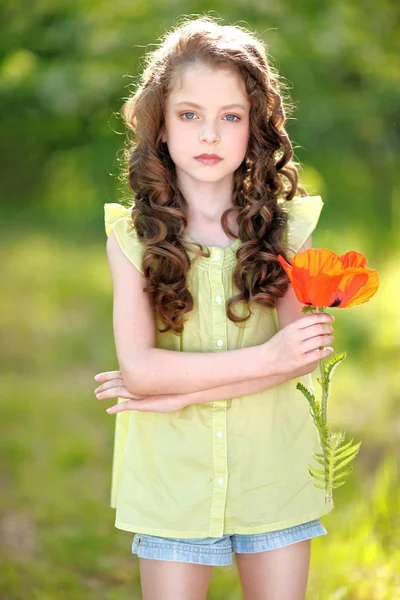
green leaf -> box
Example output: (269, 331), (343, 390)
(310, 476), (326, 483)
(324, 352), (346, 381)
(334, 440), (362, 462)
(334, 447), (361, 472)
(296, 382), (324, 429)
(301, 305), (317, 314)
(333, 467), (354, 482)
(309, 470), (326, 483)
(320, 430), (333, 452)
(312, 454), (327, 468)
(296, 382), (315, 404)
(332, 436), (358, 458)
(308, 429), (361, 501)
(309, 466), (327, 477)
(313, 483), (327, 490)
(332, 480), (347, 489)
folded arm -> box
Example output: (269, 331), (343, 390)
(183, 368), (309, 405)
(171, 233), (316, 405)
(106, 230), (314, 398)
(107, 231), (276, 396)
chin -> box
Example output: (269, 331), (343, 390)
(193, 173), (231, 184)
(175, 162), (237, 183)
(192, 164), (234, 178)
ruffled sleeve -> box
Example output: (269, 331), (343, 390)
(104, 202), (144, 274)
(281, 195), (324, 258)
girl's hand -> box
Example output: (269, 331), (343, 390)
(265, 312), (335, 377)
(94, 370), (191, 413)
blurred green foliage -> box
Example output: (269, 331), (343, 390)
(1, 1), (399, 598)
(1, 0), (399, 251)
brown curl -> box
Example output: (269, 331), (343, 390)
(120, 15), (307, 334)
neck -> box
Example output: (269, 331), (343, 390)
(177, 171), (235, 224)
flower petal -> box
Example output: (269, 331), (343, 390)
(278, 248), (379, 309)
(300, 271), (345, 307)
(332, 270), (369, 307)
(288, 266), (315, 305)
(292, 248), (343, 276)
(339, 251), (367, 269)
(341, 268), (380, 308)
(277, 254), (293, 279)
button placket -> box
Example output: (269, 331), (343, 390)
(209, 397), (228, 537)
(208, 249), (229, 537)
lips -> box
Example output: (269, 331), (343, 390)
(194, 154), (223, 165)
(195, 154), (222, 159)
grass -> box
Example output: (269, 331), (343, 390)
(0, 228), (399, 599)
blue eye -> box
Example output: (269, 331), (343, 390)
(180, 112), (239, 122)
(181, 112), (196, 120)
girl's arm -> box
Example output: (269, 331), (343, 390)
(184, 239), (314, 404)
(183, 234), (316, 403)
(184, 366), (310, 405)
(107, 231), (331, 397)
(107, 230), (272, 396)
(95, 366), (305, 412)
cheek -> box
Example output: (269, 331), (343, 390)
(226, 120), (248, 138)
(226, 125), (250, 155)
(167, 125), (193, 154)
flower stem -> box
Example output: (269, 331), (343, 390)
(317, 307), (332, 502)
(317, 306), (329, 428)
(320, 353), (328, 428)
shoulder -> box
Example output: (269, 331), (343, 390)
(104, 202), (135, 235)
(104, 203), (145, 274)
(279, 195), (324, 257)
(279, 194), (323, 225)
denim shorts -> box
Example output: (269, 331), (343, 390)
(131, 519), (327, 566)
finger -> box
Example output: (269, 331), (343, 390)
(297, 313), (334, 329)
(304, 346), (334, 362)
(96, 387), (142, 400)
(300, 323), (334, 341)
(301, 334), (334, 354)
(106, 399), (143, 413)
(94, 378), (124, 394)
(94, 370), (123, 382)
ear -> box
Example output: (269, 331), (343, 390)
(160, 127), (167, 143)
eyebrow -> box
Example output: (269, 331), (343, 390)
(173, 101), (248, 111)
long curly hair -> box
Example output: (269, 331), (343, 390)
(121, 16), (307, 334)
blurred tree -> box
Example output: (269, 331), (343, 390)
(0, 0), (398, 252)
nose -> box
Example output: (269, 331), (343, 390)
(199, 120), (220, 144)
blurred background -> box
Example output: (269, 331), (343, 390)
(0, 1), (399, 598)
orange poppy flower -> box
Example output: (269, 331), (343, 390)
(277, 248), (379, 308)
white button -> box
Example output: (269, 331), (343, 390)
(218, 477), (224, 485)
(217, 339), (224, 347)
(214, 253), (221, 261)
(216, 430), (223, 438)
(215, 295), (223, 304)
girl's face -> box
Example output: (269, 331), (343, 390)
(161, 63), (250, 186)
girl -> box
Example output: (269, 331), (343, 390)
(94, 16), (335, 600)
